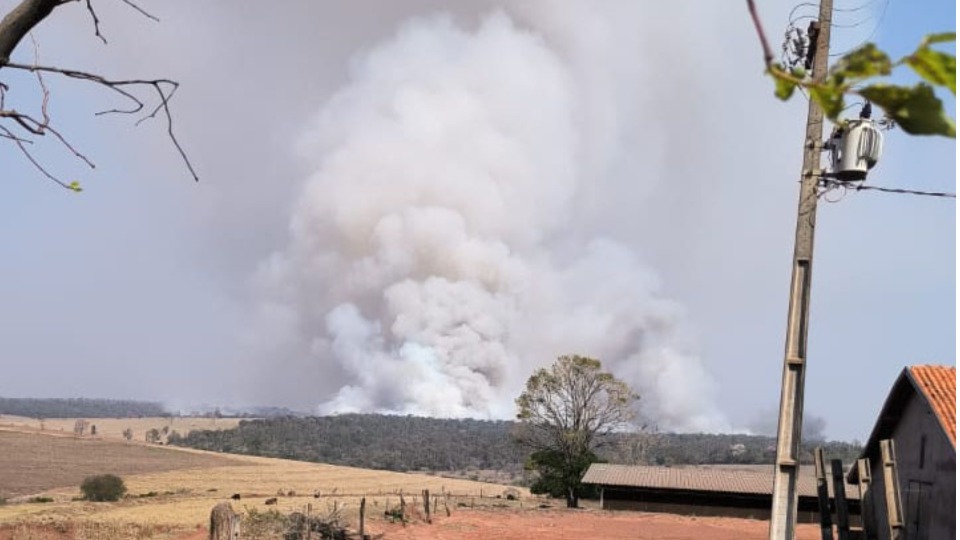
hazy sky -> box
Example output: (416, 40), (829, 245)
(0, 0), (954, 441)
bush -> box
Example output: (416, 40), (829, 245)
(28, 496), (54, 503)
(80, 474), (127, 502)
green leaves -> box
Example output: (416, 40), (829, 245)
(828, 43), (892, 84)
(68, 180), (83, 192)
(859, 83), (956, 137)
(904, 32), (956, 95)
(772, 65), (806, 100)
(764, 32), (956, 138)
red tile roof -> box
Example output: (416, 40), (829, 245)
(908, 365), (956, 448)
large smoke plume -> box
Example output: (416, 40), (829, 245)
(255, 9), (728, 432)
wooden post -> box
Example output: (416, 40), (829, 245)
(831, 459), (850, 540)
(305, 503), (312, 540)
(423, 489), (431, 524)
(857, 458), (877, 540)
(400, 493), (406, 527)
(814, 448), (834, 540)
(359, 497), (366, 539)
(880, 440), (904, 540)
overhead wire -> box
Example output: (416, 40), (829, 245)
(819, 178), (956, 199)
(829, 0), (891, 57)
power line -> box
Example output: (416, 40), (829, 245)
(819, 178), (956, 199)
(828, 0), (890, 57)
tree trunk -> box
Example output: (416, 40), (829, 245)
(566, 488), (578, 508)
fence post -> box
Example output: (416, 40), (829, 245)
(831, 459), (850, 540)
(880, 440), (904, 540)
(814, 447), (834, 540)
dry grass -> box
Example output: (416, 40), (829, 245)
(0, 416), (241, 444)
(0, 430), (244, 499)
(0, 428), (528, 535)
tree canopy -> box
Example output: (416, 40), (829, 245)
(514, 355), (638, 507)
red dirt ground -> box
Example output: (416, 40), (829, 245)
(6, 508), (824, 540)
(368, 508), (824, 540)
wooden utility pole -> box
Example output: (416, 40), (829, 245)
(768, 0), (833, 538)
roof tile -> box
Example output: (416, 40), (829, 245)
(909, 365), (956, 447)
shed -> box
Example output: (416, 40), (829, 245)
(582, 463), (859, 522)
(846, 365), (955, 540)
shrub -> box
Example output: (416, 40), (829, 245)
(80, 474), (127, 502)
(28, 496), (54, 503)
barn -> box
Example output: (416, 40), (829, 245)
(845, 365), (955, 540)
(582, 463), (859, 523)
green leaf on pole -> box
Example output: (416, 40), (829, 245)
(921, 32), (956, 46)
(770, 64), (798, 100)
(859, 83), (956, 137)
(809, 84), (845, 120)
(775, 76), (797, 100)
(68, 181), (83, 192)
(828, 43), (892, 85)
(904, 34), (956, 95)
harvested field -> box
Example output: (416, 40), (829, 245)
(0, 429), (525, 537)
(0, 430), (243, 499)
(0, 415), (241, 444)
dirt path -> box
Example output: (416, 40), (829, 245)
(370, 508), (823, 540)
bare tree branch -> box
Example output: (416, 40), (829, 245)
(119, 0), (158, 22)
(0, 0), (198, 188)
(0, 124), (74, 189)
(2, 61), (199, 181)
(84, 0), (107, 44)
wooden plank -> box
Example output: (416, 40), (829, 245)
(831, 459), (850, 540)
(814, 447), (834, 540)
(880, 439), (904, 540)
(856, 458), (877, 540)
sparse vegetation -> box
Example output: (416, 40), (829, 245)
(79, 474), (127, 502)
(26, 496), (53, 503)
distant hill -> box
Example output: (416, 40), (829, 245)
(168, 414), (862, 475)
(0, 397), (167, 418)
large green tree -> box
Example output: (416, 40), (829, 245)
(514, 355), (638, 508)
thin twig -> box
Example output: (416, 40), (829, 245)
(84, 0), (107, 44)
(746, 0), (775, 68)
(29, 33), (50, 127)
(119, 0), (159, 22)
(0, 124), (72, 189)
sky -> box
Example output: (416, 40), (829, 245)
(0, 0), (954, 441)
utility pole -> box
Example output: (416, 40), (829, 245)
(768, 0), (832, 538)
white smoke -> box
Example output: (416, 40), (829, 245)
(255, 9), (729, 432)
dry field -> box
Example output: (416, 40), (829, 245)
(0, 428), (824, 540)
(0, 415), (242, 444)
(0, 430), (243, 499)
(0, 428), (527, 539)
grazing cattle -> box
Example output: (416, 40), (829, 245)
(230, 493), (241, 501)
(265, 497), (278, 505)
(209, 502), (240, 540)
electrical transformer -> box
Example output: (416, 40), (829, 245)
(827, 118), (883, 181)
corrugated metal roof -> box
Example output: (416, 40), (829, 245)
(909, 365), (956, 448)
(582, 463), (859, 499)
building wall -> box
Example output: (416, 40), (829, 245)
(867, 392), (956, 540)
(600, 488), (855, 524)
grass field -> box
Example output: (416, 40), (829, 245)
(0, 428), (527, 538)
(0, 415), (242, 444)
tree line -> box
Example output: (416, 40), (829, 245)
(168, 413), (861, 475)
(0, 397), (167, 418)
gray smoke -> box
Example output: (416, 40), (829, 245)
(254, 7), (729, 431)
